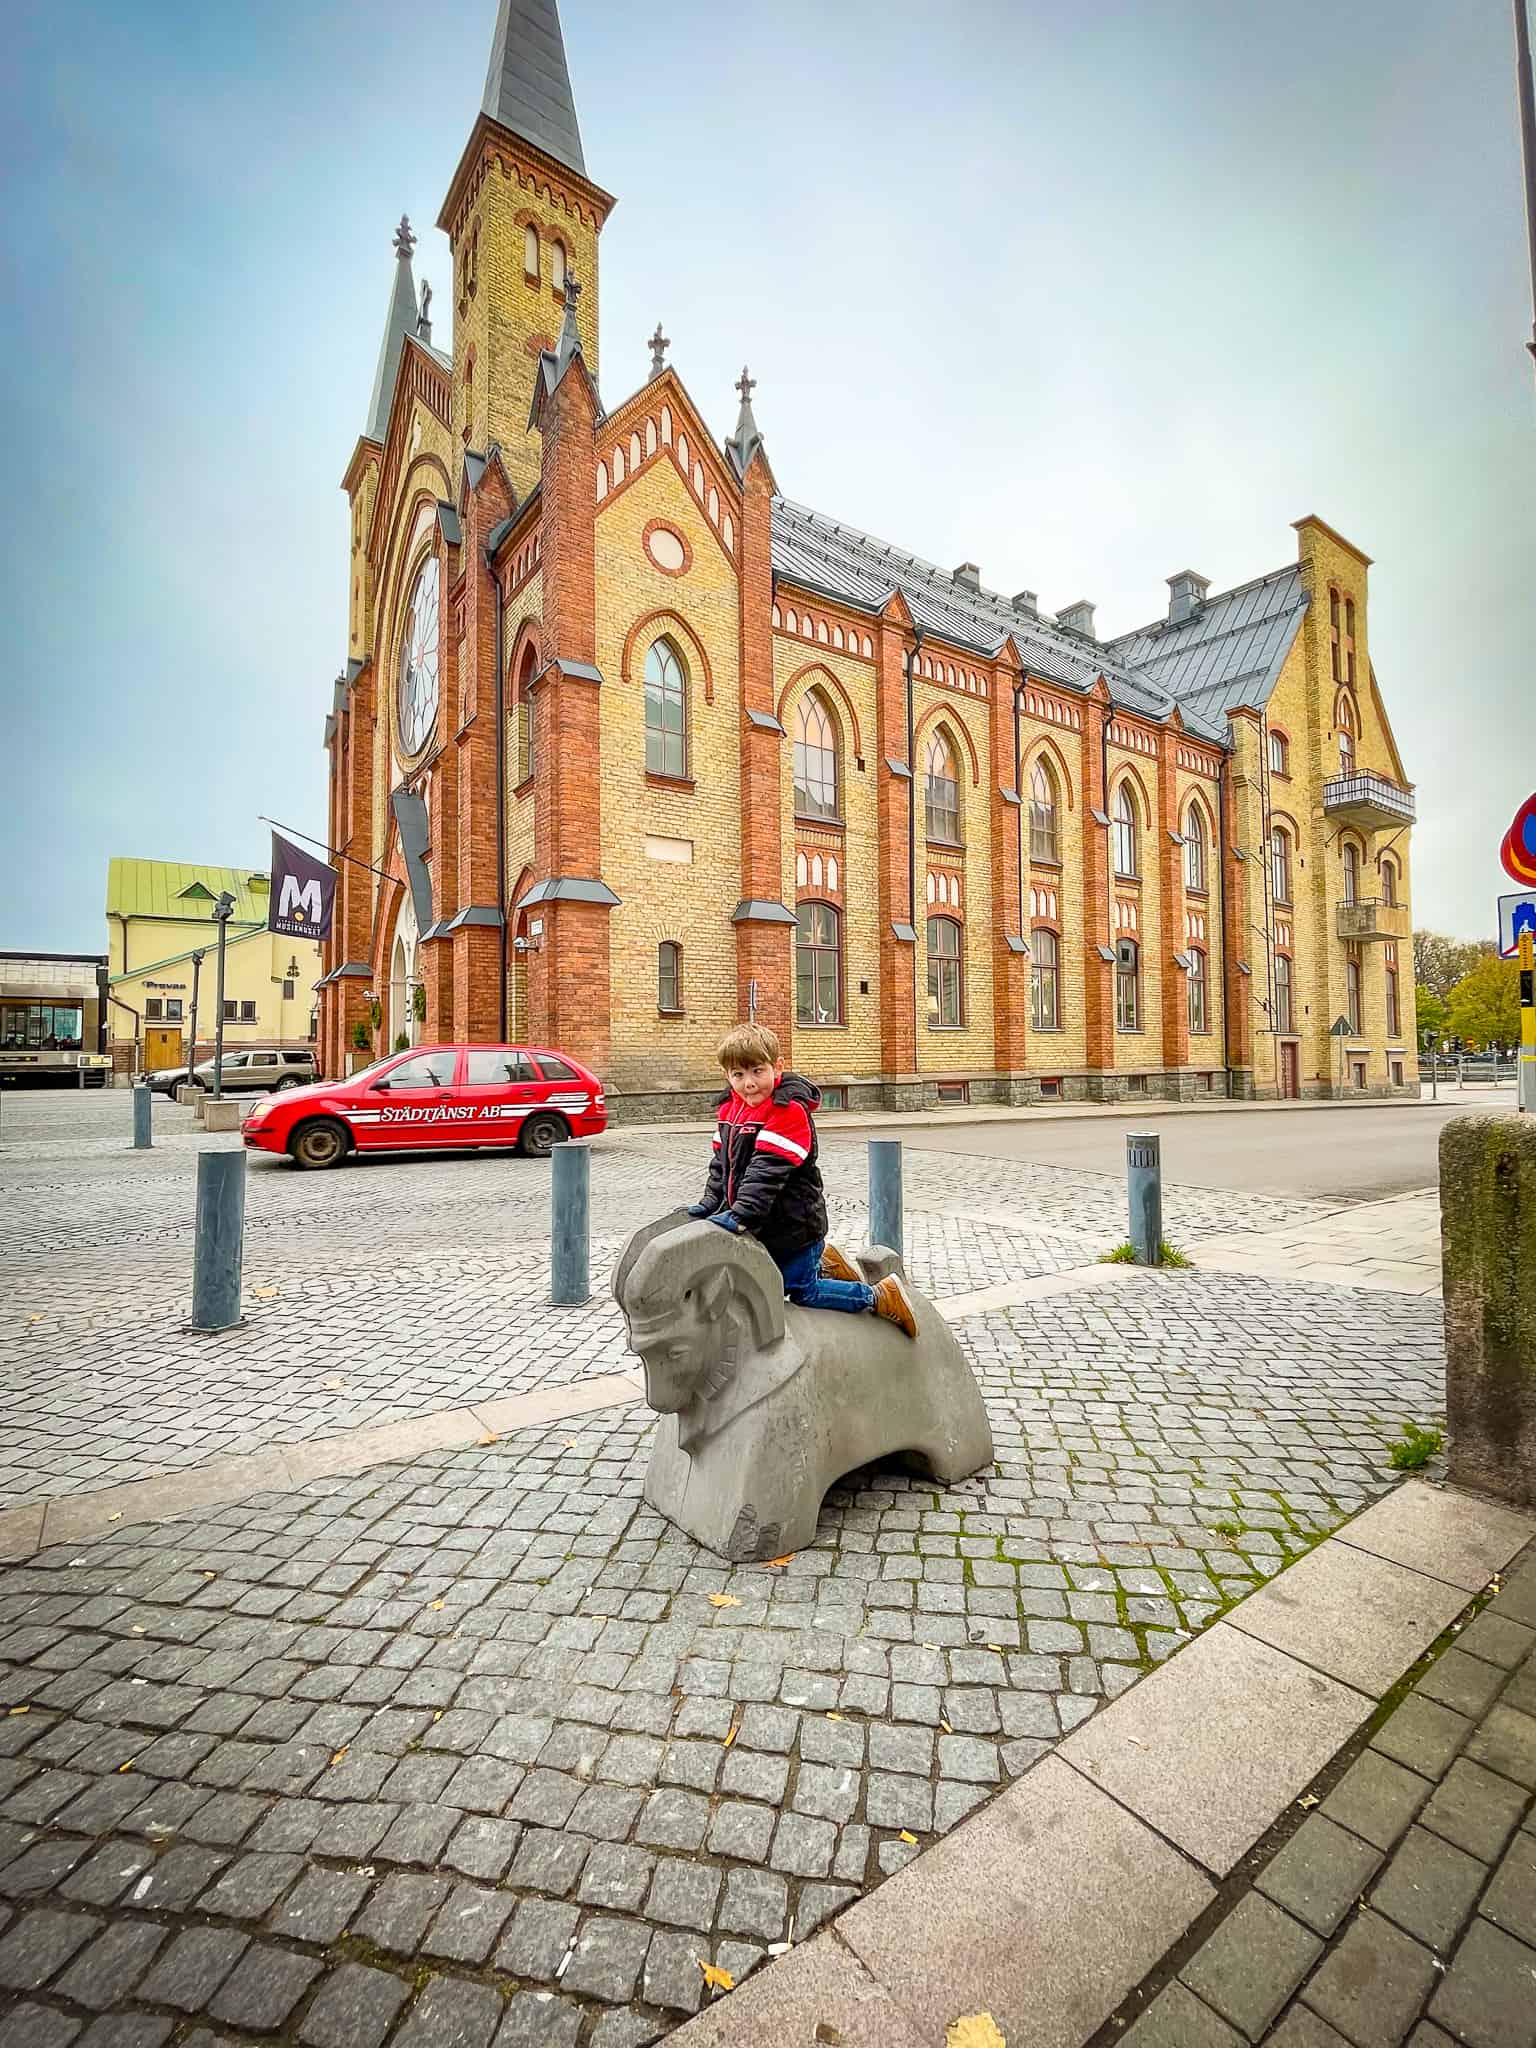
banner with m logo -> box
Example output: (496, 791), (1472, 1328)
(269, 831), (337, 940)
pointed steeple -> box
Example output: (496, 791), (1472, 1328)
(553, 272), (585, 379)
(727, 365), (765, 478)
(365, 216), (420, 441)
(481, 0), (586, 177)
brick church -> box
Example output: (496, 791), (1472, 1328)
(317, 0), (1420, 1116)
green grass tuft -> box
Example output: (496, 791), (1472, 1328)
(1100, 1240), (1193, 1269)
(1388, 1422), (1444, 1471)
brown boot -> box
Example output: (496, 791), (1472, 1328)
(820, 1242), (862, 1285)
(871, 1275), (917, 1339)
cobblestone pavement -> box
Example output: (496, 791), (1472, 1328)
(1116, 1541), (1536, 2048)
(0, 1094), (1334, 1508)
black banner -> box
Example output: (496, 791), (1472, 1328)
(269, 831), (337, 940)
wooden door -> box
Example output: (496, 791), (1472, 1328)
(1280, 1042), (1299, 1099)
(144, 1027), (182, 1072)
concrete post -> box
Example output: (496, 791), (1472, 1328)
(1127, 1131), (1162, 1265)
(1442, 1114), (1536, 1509)
(131, 1083), (152, 1150)
(869, 1139), (904, 1257)
(551, 1140), (590, 1306)
(191, 1149), (246, 1331)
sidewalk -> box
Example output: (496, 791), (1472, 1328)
(1193, 1190), (1444, 1298)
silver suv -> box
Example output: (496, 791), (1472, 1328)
(149, 1048), (318, 1095)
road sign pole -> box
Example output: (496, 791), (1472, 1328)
(1520, 929), (1536, 1114)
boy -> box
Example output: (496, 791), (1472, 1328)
(688, 1024), (917, 1337)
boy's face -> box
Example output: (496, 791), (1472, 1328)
(728, 1059), (780, 1107)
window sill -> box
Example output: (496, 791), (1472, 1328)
(646, 772), (695, 793)
(1029, 856), (1063, 873)
(796, 1020), (847, 1031)
(513, 776), (534, 801)
(1113, 871), (1141, 886)
(795, 814), (845, 833)
(1031, 1023), (1064, 1034)
(926, 1023), (967, 1033)
(657, 1007), (685, 1019)
(1185, 886), (1209, 901)
(927, 836), (966, 853)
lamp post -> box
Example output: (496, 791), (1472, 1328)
(211, 892), (235, 1101)
(186, 948), (206, 1086)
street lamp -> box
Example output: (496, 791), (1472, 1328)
(211, 892), (236, 1101)
(186, 948), (207, 1088)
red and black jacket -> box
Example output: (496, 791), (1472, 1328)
(695, 1072), (828, 1261)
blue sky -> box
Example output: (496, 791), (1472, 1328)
(4, 0), (1533, 953)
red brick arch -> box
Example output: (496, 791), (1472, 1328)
(1021, 734), (1076, 810)
(777, 662), (864, 759)
(913, 704), (982, 787)
(621, 608), (714, 706)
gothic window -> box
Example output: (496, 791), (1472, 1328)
(1187, 948), (1208, 1035)
(523, 223), (540, 279)
(1271, 826), (1292, 906)
(1184, 802), (1207, 893)
(1031, 928), (1060, 1030)
(551, 239), (567, 293)
(924, 732), (961, 844)
(396, 553), (441, 755)
(793, 693), (839, 820)
(1269, 730), (1289, 775)
(1112, 782), (1139, 879)
(796, 903), (841, 1025)
(1344, 597), (1357, 684)
(657, 942), (682, 1014)
(515, 643), (536, 785)
(1347, 952), (1363, 1033)
(1381, 857), (1399, 907)
(643, 639), (687, 778)
(1115, 939), (1140, 1031)
(1338, 695), (1356, 777)
(1029, 760), (1059, 863)
(927, 916), (963, 1028)
(1386, 965), (1400, 1038)
(1342, 841), (1360, 906)
(1329, 587), (1342, 682)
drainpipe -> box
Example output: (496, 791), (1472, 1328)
(490, 548), (508, 1041)
(108, 993), (142, 1078)
(1013, 681), (1026, 938)
(1214, 753), (1232, 1086)
(904, 626), (924, 1071)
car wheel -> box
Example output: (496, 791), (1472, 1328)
(289, 1118), (349, 1170)
(274, 1075), (301, 1090)
(518, 1112), (568, 1159)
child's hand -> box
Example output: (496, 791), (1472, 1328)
(686, 1201), (718, 1219)
(708, 1210), (744, 1234)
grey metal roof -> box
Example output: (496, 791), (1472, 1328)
(482, 0), (586, 178)
(366, 238), (420, 442)
(1104, 565), (1306, 720)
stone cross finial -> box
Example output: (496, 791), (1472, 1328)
(736, 365), (756, 403)
(393, 214), (416, 260)
(649, 324), (670, 376)
(417, 279), (433, 333)
(564, 271), (582, 308)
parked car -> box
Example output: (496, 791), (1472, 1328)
(240, 1043), (606, 1169)
(147, 1048), (318, 1096)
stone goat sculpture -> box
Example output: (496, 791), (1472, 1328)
(613, 1212), (994, 1561)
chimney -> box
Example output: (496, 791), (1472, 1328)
(1166, 570), (1209, 626)
(1011, 589), (1039, 618)
(952, 562), (981, 592)
(1057, 599), (1096, 639)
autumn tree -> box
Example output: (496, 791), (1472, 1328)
(1445, 954), (1520, 1049)
(1413, 930), (1495, 999)
(1415, 985), (1448, 1044)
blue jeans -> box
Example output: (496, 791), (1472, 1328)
(777, 1240), (874, 1315)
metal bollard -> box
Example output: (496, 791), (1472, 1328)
(869, 1139), (904, 1258)
(191, 1150), (246, 1331)
(132, 1083), (152, 1150)
(1127, 1130), (1162, 1266)
(551, 1140), (591, 1305)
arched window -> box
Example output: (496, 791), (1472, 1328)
(1029, 760), (1059, 864)
(1275, 952), (1294, 1033)
(1381, 857), (1398, 907)
(643, 639), (687, 778)
(1184, 803), (1207, 893)
(1187, 948), (1208, 1035)
(1115, 939), (1140, 1031)
(1269, 730), (1289, 776)
(924, 733), (961, 844)
(1342, 841), (1359, 906)
(523, 223), (540, 280)
(1270, 826), (1292, 906)
(657, 941), (682, 1014)
(1385, 962), (1400, 1038)
(1112, 782), (1138, 878)
(1346, 953), (1363, 1033)
(796, 903), (841, 1025)
(1343, 597), (1357, 685)
(551, 240), (567, 293)
(926, 916), (963, 1028)
(1338, 696), (1356, 777)
(1031, 928), (1060, 1030)
(515, 642), (537, 785)
(793, 693), (839, 820)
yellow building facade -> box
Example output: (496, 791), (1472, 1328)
(106, 860), (321, 1074)
(318, 0), (1418, 1115)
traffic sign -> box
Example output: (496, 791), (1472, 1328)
(1500, 792), (1536, 887)
(1499, 892), (1536, 959)
(1329, 1016), (1353, 1037)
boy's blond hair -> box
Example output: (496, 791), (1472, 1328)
(717, 1023), (781, 1073)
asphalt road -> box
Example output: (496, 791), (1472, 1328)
(822, 1095), (1515, 1201)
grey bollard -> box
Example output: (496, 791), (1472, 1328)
(191, 1150), (246, 1332)
(132, 1083), (152, 1150)
(1127, 1130), (1162, 1266)
(551, 1140), (590, 1305)
(869, 1139), (904, 1257)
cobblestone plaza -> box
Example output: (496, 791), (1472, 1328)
(0, 1094), (1450, 2043)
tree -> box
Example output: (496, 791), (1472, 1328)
(1446, 954), (1520, 1050)
(1415, 985), (1448, 1045)
(1413, 930), (1495, 1000)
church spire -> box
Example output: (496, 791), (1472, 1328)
(727, 365), (765, 477)
(481, 0), (586, 177)
(365, 216), (420, 441)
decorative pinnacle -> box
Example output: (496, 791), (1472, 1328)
(736, 365), (756, 404)
(563, 271), (582, 309)
(649, 324), (670, 376)
(393, 214), (416, 260)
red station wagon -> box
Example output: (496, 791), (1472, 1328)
(241, 1044), (607, 1169)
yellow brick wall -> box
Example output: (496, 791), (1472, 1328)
(1174, 768), (1224, 1065)
(914, 687), (994, 1073)
(347, 459), (379, 662)
(1019, 724), (1087, 1072)
(1105, 742), (1163, 1072)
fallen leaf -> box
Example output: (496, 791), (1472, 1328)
(898, 1830), (919, 1845)
(202, 1571), (217, 1580)
(321, 1377), (348, 1391)
(252, 1287), (279, 1301)
(940, 1719), (954, 1734)
(723, 1714), (742, 1749)
(699, 1963), (735, 1993)
(477, 1435), (499, 1447)
(825, 1712), (844, 1723)
(429, 1600), (445, 1612)
(563, 1439), (578, 1448)
(815, 2027), (845, 2046)
(762, 1553), (796, 1569)
(330, 1747), (349, 1767)
(432, 1710), (443, 1722)
(25, 1315), (43, 1325)
(708, 1593), (742, 1609)
(7, 1707), (28, 1717)
(946, 2016), (1007, 2048)
(117, 1760), (134, 1773)
(107, 1513), (122, 1523)
(985, 1644), (1005, 1654)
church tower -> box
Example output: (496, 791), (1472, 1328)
(437, 0), (614, 502)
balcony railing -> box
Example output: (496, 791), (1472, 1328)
(1337, 898), (1411, 942)
(1322, 773), (1416, 829)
